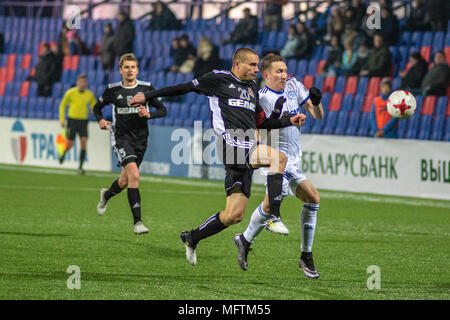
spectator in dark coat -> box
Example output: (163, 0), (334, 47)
(380, 6), (399, 46)
(169, 34), (196, 73)
(360, 34), (392, 77)
(263, 0), (287, 31)
(426, 0), (448, 32)
(34, 43), (57, 97)
(193, 37), (221, 78)
(100, 23), (115, 71)
(399, 52), (428, 96)
(350, 0), (366, 28)
(405, 0), (430, 31)
(347, 42), (369, 76)
(422, 51), (450, 96)
(221, 8), (258, 45)
(113, 11), (135, 58)
(280, 25), (299, 59)
(294, 21), (313, 59)
(147, 1), (181, 30)
(320, 35), (342, 76)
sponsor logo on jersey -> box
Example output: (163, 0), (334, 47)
(287, 91), (296, 100)
(117, 107), (140, 114)
(248, 88), (254, 98)
(228, 84), (236, 89)
(117, 94), (124, 100)
(228, 99), (256, 111)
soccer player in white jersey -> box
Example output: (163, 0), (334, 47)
(234, 53), (325, 278)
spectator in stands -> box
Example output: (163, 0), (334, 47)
(347, 41), (369, 76)
(343, 7), (359, 31)
(169, 34), (196, 73)
(193, 37), (221, 79)
(342, 24), (364, 49)
(280, 25), (299, 59)
(349, 0), (366, 28)
(405, 0), (430, 31)
(399, 52), (428, 96)
(422, 51), (450, 96)
(100, 23), (115, 71)
(34, 43), (57, 97)
(67, 30), (89, 55)
(57, 24), (69, 56)
(379, 6), (399, 46)
(221, 8), (258, 45)
(360, 8), (377, 47)
(370, 79), (398, 138)
(340, 37), (357, 76)
(113, 11), (135, 58)
(320, 35), (342, 76)
(325, 5), (345, 42)
(263, 0), (287, 31)
(52, 45), (64, 83)
(294, 21), (313, 59)
(426, 0), (448, 32)
(147, 1), (181, 30)
(360, 34), (392, 77)
(312, 0), (334, 41)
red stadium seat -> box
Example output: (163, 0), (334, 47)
(0, 82), (6, 96)
(6, 68), (15, 82)
(366, 77), (381, 97)
(62, 55), (71, 70)
(6, 54), (16, 69)
(0, 68), (6, 82)
(302, 75), (314, 89)
(316, 59), (327, 74)
(362, 93), (376, 112)
(19, 81), (30, 97)
(444, 47), (450, 65)
(328, 93), (342, 111)
(322, 76), (336, 93)
(70, 55), (80, 70)
(421, 95), (437, 114)
(38, 41), (56, 56)
(446, 99), (450, 116)
(420, 46), (431, 62)
(21, 54), (32, 69)
(344, 76), (358, 94)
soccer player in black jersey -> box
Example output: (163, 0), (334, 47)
(92, 53), (167, 234)
(130, 48), (306, 264)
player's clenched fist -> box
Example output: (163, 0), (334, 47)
(289, 113), (307, 126)
(130, 93), (146, 106)
(138, 105), (150, 118)
(99, 119), (112, 130)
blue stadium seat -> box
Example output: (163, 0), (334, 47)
(356, 112), (371, 137)
(169, 103), (181, 119)
(287, 59), (298, 75)
(422, 32), (433, 47)
(35, 97), (45, 118)
(306, 60), (318, 75)
(356, 77), (368, 95)
(352, 94), (365, 112)
(296, 60), (308, 77)
(10, 97), (20, 117)
(188, 104), (200, 119)
(183, 119), (194, 127)
(178, 103), (190, 119)
(313, 74), (324, 91)
(443, 117), (450, 141)
(417, 114), (432, 140)
(173, 119), (183, 127)
(410, 31), (423, 47)
(1, 97), (12, 117)
(399, 31), (411, 47)
(334, 110), (349, 135)
(345, 111), (360, 136)
(19, 97), (28, 118)
(392, 77), (402, 91)
(341, 94), (353, 112)
(152, 118), (164, 126)
(432, 31), (444, 51)
(322, 110), (338, 135)
(334, 76), (346, 93)
(27, 99), (36, 119)
(163, 118), (174, 126)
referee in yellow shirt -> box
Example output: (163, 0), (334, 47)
(59, 74), (97, 174)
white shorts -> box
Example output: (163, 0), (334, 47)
(261, 157), (307, 199)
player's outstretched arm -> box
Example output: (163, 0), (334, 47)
(130, 82), (196, 106)
(255, 96), (306, 129)
(147, 97), (167, 119)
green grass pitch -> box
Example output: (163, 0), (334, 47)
(0, 164), (449, 300)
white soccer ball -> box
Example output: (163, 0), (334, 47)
(386, 90), (417, 119)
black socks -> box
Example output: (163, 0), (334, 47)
(267, 173), (283, 217)
(127, 188), (142, 225)
(190, 212), (228, 244)
(104, 178), (124, 201)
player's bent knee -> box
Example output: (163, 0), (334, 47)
(221, 210), (245, 225)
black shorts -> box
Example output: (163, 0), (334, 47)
(219, 135), (259, 198)
(113, 136), (148, 167)
(66, 118), (88, 140)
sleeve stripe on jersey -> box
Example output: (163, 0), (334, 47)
(299, 95), (310, 107)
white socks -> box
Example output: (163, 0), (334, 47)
(243, 203), (270, 243)
(300, 203), (319, 253)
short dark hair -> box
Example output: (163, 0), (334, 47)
(260, 53), (286, 73)
(232, 47), (258, 65)
(77, 74), (87, 80)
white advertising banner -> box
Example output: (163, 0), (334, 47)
(254, 134), (450, 200)
(0, 118), (111, 171)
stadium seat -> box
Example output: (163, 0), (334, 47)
(316, 59), (326, 74)
(334, 109), (349, 135)
(356, 112), (371, 137)
(10, 97), (20, 117)
(334, 76), (346, 93)
(420, 46), (431, 62)
(296, 59), (307, 77)
(345, 111), (360, 136)
(1, 96), (12, 116)
(322, 110), (338, 134)
(366, 77), (381, 98)
(417, 114), (432, 140)
(341, 94), (354, 112)
(328, 93), (342, 111)
(19, 81), (30, 97)
(322, 76), (336, 93)
(0, 81), (6, 96)
(443, 117), (450, 141)
(306, 60), (318, 75)
(19, 97), (28, 118)
(188, 104), (200, 120)
(178, 103), (190, 119)
(163, 118), (174, 126)
(421, 96), (437, 115)
(313, 75), (324, 91)
(302, 75), (314, 89)
(183, 119), (194, 127)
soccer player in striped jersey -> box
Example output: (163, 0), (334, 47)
(234, 53), (325, 278)
(92, 53), (167, 234)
